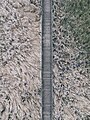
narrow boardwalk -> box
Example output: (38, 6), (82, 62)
(42, 0), (52, 120)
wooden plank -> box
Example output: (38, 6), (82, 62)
(42, 0), (52, 120)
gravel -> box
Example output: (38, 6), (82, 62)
(52, 0), (90, 119)
(0, 0), (41, 120)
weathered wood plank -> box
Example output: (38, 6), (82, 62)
(42, 0), (52, 120)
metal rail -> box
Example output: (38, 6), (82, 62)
(42, 0), (52, 120)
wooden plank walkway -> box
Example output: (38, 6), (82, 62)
(42, 0), (52, 120)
